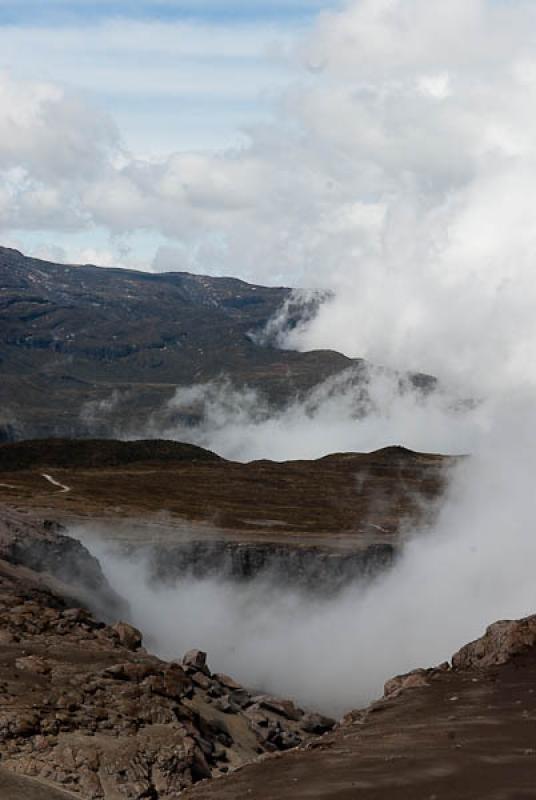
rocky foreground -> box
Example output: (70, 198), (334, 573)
(183, 619), (536, 800)
(2, 504), (536, 799)
(0, 511), (334, 799)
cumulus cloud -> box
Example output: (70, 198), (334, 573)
(0, 71), (119, 232)
(5, 1), (536, 389)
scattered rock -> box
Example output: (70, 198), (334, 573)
(214, 695), (241, 715)
(15, 656), (50, 675)
(0, 557), (323, 800)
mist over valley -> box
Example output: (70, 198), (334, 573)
(2, 0), (536, 797)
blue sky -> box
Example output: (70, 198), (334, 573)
(0, 1), (344, 25)
(4, 0), (529, 287)
(0, 1), (344, 154)
(0, 0), (346, 267)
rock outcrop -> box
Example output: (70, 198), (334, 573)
(0, 508), (124, 620)
(180, 615), (536, 799)
(0, 553), (334, 799)
(451, 615), (536, 669)
(148, 539), (395, 592)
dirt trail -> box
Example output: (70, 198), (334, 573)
(41, 473), (71, 493)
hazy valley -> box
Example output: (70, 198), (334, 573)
(1, 251), (536, 798)
(3, 1), (536, 796)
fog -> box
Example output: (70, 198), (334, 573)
(71, 0), (536, 719)
(74, 396), (536, 717)
(143, 367), (484, 462)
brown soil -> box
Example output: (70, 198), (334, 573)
(0, 768), (79, 799)
(0, 439), (455, 550)
(182, 646), (536, 800)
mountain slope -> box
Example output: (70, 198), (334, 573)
(0, 247), (433, 441)
(0, 246), (351, 439)
(182, 615), (536, 800)
(0, 439), (451, 549)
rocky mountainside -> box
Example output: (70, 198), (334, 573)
(0, 246), (435, 441)
(2, 506), (536, 799)
(0, 246), (357, 440)
(0, 510), (334, 799)
(0, 508), (124, 621)
(182, 615), (536, 800)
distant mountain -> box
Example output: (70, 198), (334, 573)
(0, 247), (352, 439)
(0, 247), (435, 441)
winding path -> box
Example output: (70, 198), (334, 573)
(41, 473), (71, 494)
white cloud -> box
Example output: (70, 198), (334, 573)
(139, 370), (482, 462)
(417, 72), (451, 99)
(4, 0), (536, 394)
(76, 386), (536, 715)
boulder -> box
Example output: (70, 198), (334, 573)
(213, 672), (243, 691)
(384, 669), (430, 698)
(191, 671), (212, 690)
(112, 621), (143, 650)
(452, 615), (536, 670)
(229, 688), (251, 708)
(300, 712), (335, 734)
(182, 649), (210, 675)
(258, 696), (304, 721)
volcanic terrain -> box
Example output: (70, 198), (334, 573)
(1, 472), (536, 800)
(2, 249), (530, 800)
(0, 438), (454, 593)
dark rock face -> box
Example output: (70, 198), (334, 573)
(147, 540), (395, 592)
(0, 509), (125, 621)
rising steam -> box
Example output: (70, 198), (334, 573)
(73, 0), (536, 720)
(139, 366), (482, 462)
(73, 399), (536, 717)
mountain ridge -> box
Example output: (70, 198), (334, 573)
(0, 246), (366, 440)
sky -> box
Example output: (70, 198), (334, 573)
(5, 0), (536, 392)
(0, 0), (344, 270)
